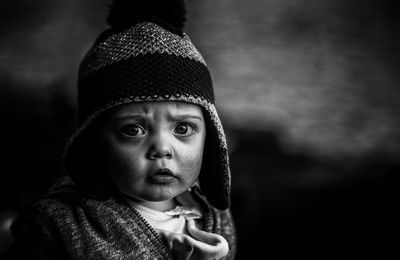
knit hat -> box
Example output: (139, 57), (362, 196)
(64, 0), (231, 210)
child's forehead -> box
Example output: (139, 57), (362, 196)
(112, 101), (203, 117)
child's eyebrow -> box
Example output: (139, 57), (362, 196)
(168, 114), (203, 121)
(112, 114), (202, 122)
(113, 114), (145, 122)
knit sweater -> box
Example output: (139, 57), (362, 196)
(6, 177), (236, 259)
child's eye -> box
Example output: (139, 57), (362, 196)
(120, 124), (145, 137)
(174, 122), (194, 136)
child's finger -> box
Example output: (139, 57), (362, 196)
(185, 235), (228, 259)
(186, 220), (229, 259)
(187, 219), (229, 247)
(159, 227), (229, 259)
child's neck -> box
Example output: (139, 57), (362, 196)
(137, 199), (178, 212)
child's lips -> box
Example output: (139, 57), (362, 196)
(148, 168), (177, 184)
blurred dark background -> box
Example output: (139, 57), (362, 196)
(1, 0), (399, 259)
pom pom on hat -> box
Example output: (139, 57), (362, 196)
(107, 0), (187, 35)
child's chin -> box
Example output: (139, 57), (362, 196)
(145, 188), (184, 201)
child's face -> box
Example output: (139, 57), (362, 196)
(101, 101), (206, 207)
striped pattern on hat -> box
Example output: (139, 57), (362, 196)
(79, 22), (206, 79)
(77, 22), (214, 125)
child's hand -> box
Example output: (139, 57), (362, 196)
(158, 219), (229, 260)
(186, 219), (229, 259)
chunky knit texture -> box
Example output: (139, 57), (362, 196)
(8, 177), (236, 259)
(77, 22), (212, 124)
(79, 23), (206, 79)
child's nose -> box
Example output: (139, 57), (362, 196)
(147, 133), (173, 159)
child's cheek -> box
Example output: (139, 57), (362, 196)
(179, 153), (203, 180)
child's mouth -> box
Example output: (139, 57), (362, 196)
(148, 168), (177, 184)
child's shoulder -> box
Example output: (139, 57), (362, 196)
(14, 177), (114, 228)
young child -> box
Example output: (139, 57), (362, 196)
(5, 0), (236, 259)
